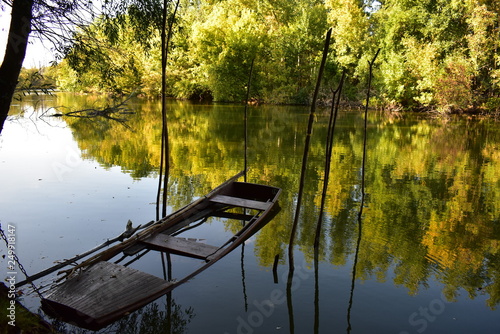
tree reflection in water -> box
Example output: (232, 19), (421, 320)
(48, 298), (194, 334)
(6, 94), (500, 332)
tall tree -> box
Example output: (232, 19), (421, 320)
(0, 0), (33, 133)
(0, 0), (163, 134)
(0, 0), (96, 133)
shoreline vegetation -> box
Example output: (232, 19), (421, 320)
(0, 283), (55, 333)
(15, 83), (500, 118)
(15, 1), (500, 116)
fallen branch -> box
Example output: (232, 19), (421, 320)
(49, 93), (136, 125)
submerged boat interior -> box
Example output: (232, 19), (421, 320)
(40, 175), (281, 330)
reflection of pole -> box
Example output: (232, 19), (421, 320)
(240, 239), (248, 311)
(161, 252), (167, 280)
(273, 254), (279, 284)
(287, 28), (332, 334)
(314, 244), (320, 334)
(286, 268), (296, 334)
(164, 252), (173, 334)
(346, 49), (380, 334)
(160, 251), (172, 282)
(346, 213), (361, 334)
(314, 70), (346, 250)
(160, 251), (173, 333)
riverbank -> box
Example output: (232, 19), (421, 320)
(0, 283), (55, 334)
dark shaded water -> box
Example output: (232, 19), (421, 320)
(0, 93), (499, 333)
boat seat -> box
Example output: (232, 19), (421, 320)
(209, 194), (271, 211)
(42, 261), (172, 330)
(140, 235), (221, 260)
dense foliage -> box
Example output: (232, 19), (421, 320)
(53, 0), (500, 112)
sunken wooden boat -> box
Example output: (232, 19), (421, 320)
(40, 172), (281, 330)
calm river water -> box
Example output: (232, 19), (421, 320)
(1, 93), (499, 333)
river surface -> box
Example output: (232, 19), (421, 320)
(1, 93), (499, 333)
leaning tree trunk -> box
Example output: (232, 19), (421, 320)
(0, 0), (33, 134)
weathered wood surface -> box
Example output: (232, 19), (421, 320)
(210, 194), (271, 211)
(141, 235), (220, 259)
(42, 261), (172, 330)
(121, 206), (218, 256)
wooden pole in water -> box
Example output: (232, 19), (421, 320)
(286, 29), (332, 334)
(240, 58), (254, 310)
(313, 70), (345, 332)
(156, 0), (180, 220)
(289, 28), (332, 255)
(156, 0), (169, 221)
(243, 58), (255, 183)
(359, 48), (380, 200)
(314, 70), (346, 250)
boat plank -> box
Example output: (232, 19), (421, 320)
(210, 194), (271, 211)
(211, 211), (254, 220)
(42, 261), (172, 329)
(140, 235), (220, 259)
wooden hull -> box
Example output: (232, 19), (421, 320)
(41, 176), (281, 330)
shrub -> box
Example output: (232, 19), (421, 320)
(434, 60), (473, 112)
